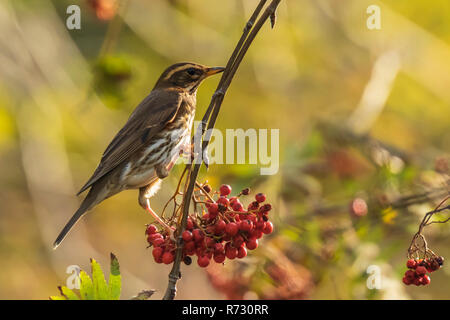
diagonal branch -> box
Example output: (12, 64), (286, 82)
(162, 0), (282, 300)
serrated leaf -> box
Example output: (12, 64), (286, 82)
(131, 290), (155, 300)
(108, 253), (121, 300)
(58, 286), (80, 300)
(79, 270), (94, 300)
(91, 258), (108, 300)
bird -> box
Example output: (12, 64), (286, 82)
(53, 62), (225, 249)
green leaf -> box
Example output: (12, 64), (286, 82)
(49, 295), (67, 300)
(108, 253), (121, 300)
(91, 258), (109, 300)
(79, 270), (94, 300)
(59, 286), (80, 300)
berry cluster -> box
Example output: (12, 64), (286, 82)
(402, 256), (444, 286)
(145, 184), (274, 268)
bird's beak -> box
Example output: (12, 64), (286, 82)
(205, 67), (225, 77)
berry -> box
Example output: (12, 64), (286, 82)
(405, 270), (415, 280)
(214, 243), (224, 253)
(183, 256), (192, 265)
(241, 188), (250, 195)
(203, 184), (212, 193)
(255, 193), (266, 203)
(415, 266), (427, 276)
(260, 204), (272, 213)
(213, 252), (226, 264)
(239, 220), (253, 232)
(217, 197), (230, 207)
(406, 259), (416, 269)
(220, 184), (232, 196)
(146, 224), (157, 235)
(246, 237), (258, 250)
(225, 244), (238, 259)
(182, 230), (193, 242)
(205, 237), (216, 248)
(215, 220), (226, 234)
(153, 237), (164, 247)
(225, 222), (239, 236)
(248, 201), (259, 211)
(237, 246), (247, 259)
(232, 202), (244, 212)
(232, 235), (244, 248)
(152, 247), (163, 261)
(208, 203), (219, 215)
(263, 221), (273, 234)
(421, 275), (431, 285)
(402, 276), (411, 285)
(162, 251), (175, 264)
(186, 218), (194, 230)
(193, 229), (204, 242)
(197, 255), (210, 268)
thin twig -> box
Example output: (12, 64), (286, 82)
(162, 0), (282, 300)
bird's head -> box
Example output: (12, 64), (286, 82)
(154, 62), (225, 93)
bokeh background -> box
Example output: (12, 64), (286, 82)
(0, 0), (449, 299)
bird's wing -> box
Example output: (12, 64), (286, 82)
(77, 90), (182, 195)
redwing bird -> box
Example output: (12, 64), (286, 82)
(53, 62), (224, 249)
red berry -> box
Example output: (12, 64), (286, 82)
(229, 197), (238, 206)
(402, 276), (411, 285)
(215, 220), (226, 234)
(232, 202), (244, 212)
(162, 251), (175, 264)
(220, 184), (232, 196)
(153, 237), (164, 247)
(184, 241), (196, 251)
(255, 193), (266, 203)
(186, 218), (194, 230)
(246, 237), (258, 250)
(193, 229), (204, 242)
(217, 197), (230, 207)
(232, 235), (244, 248)
(208, 203), (219, 214)
(225, 222), (239, 236)
(260, 204), (272, 213)
(248, 201), (259, 211)
(415, 266), (427, 276)
(250, 229), (263, 239)
(239, 220), (253, 232)
(225, 244), (238, 259)
(256, 220), (266, 230)
(413, 277), (422, 286)
(237, 246), (247, 259)
(146, 224), (157, 235)
(421, 275), (431, 285)
(405, 270), (415, 280)
(152, 247), (163, 261)
(406, 259), (417, 269)
(197, 255), (210, 268)
(213, 252), (226, 264)
(182, 230), (193, 242)
(205, 237), (216, 248)
(214, 243), (224, 253)
(263, 221), (273, 234)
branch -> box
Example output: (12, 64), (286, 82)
(162, 0), (282, 300)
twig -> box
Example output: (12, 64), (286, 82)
(162, 0), (282, 300)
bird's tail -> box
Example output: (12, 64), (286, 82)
(53, 188), (99, 249)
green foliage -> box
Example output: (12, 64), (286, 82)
(50, 253), (121, 300)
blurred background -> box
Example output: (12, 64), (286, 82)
(0, 0), (449, 299)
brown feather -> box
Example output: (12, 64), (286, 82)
(77, 88), (182, 195)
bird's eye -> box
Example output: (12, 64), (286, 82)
(186, 68), (199, 76)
